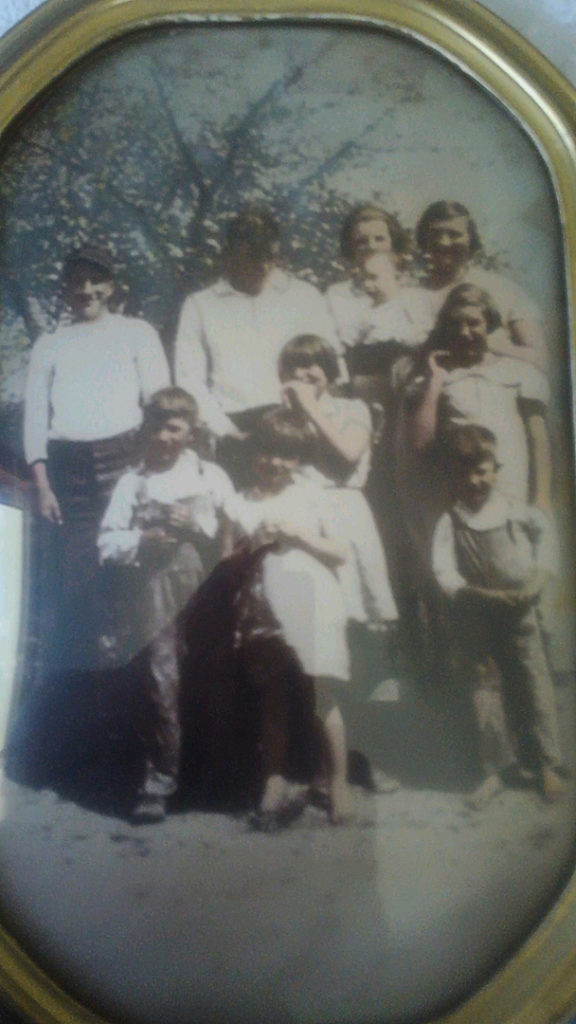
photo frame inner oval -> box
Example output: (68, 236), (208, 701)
(1, 1), (576, 1023)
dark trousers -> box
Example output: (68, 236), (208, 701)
(454, 600), (561, 775)
(135, 622), (182, 797)
(44, 431), (137, 674)
(134, 545), (205, 795)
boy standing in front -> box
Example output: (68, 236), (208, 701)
(432, 424), (564, 808)
(99, 388), (236, 822)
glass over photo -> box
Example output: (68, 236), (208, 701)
(0, 19), (575, 1024)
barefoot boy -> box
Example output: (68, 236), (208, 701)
(432, 424), (564, 806)
(98, 387), (235, 822)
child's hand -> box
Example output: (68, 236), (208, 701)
(270, 519), (301, 544)
(165, 504), (190, 530)
(224, 425), (249, 441)
(252, 521), (280, 548)
(492, 589), (523, 608)
(281, 380), (318, 414)
(165, 498), (212, 534)
(37, 483), (63, 525)
(253, 519), (298, 547)
(426, 350), (451, 384)
(140, 526), (177, 552)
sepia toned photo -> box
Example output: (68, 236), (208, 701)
(1, 4), (576, 1023)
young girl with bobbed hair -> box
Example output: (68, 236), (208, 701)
(415, 200), (482, 264)
(409, 283), (551, 509)
(278, 334), (398, 631)
(231, 406), (353, 826)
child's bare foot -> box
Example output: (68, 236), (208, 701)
(370, 768), (401, 794)
(249, 776), (307, 832)
(329, 779), (353, 825)
(465, 773), (502, 811)
(260, 774), (288, 813)
(540, 766), (566, 803)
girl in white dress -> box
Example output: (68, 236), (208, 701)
(233, 407), (352, 826)
(278, 334), (398, 629)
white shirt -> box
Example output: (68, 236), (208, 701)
(432, 491), (557, 597)
(404, 266), (542, 345)
(24, 312), (170, 463)
(174, 269), (337, 436)
(326, 279), (373, 350)
(98, 449), (236, 565)
(326, 278), (429, 351)
(365, 289), (431, 348)
(439, 356), (548, 501)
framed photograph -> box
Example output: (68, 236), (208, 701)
(1, 1), (576, 1022)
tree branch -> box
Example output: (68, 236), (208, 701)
(0, 262), (42, 341)
(284, 107), (395, 204)
(19, 135), (177, 270)
(212, 37), (339, 197)
(147, 59), (209, 205)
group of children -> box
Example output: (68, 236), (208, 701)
(21, 198), (567, 827)
(97, 330), (398, 826)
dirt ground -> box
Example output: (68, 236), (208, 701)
(1, 679), (576, 1024)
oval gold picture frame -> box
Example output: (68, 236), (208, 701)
(0, 1), (576, 1023)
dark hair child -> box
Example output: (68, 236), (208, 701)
(232, 407), (353, 827)
(98, 387), (236, 822)
(278, 335), (398, 632)
(432, 424), (564, 807)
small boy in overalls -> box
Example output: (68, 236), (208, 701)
(432, 423), (564, 808)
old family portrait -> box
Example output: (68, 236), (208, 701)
(0, 22), (574, 841)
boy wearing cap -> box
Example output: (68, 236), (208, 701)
(24, 246), (170, 672)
